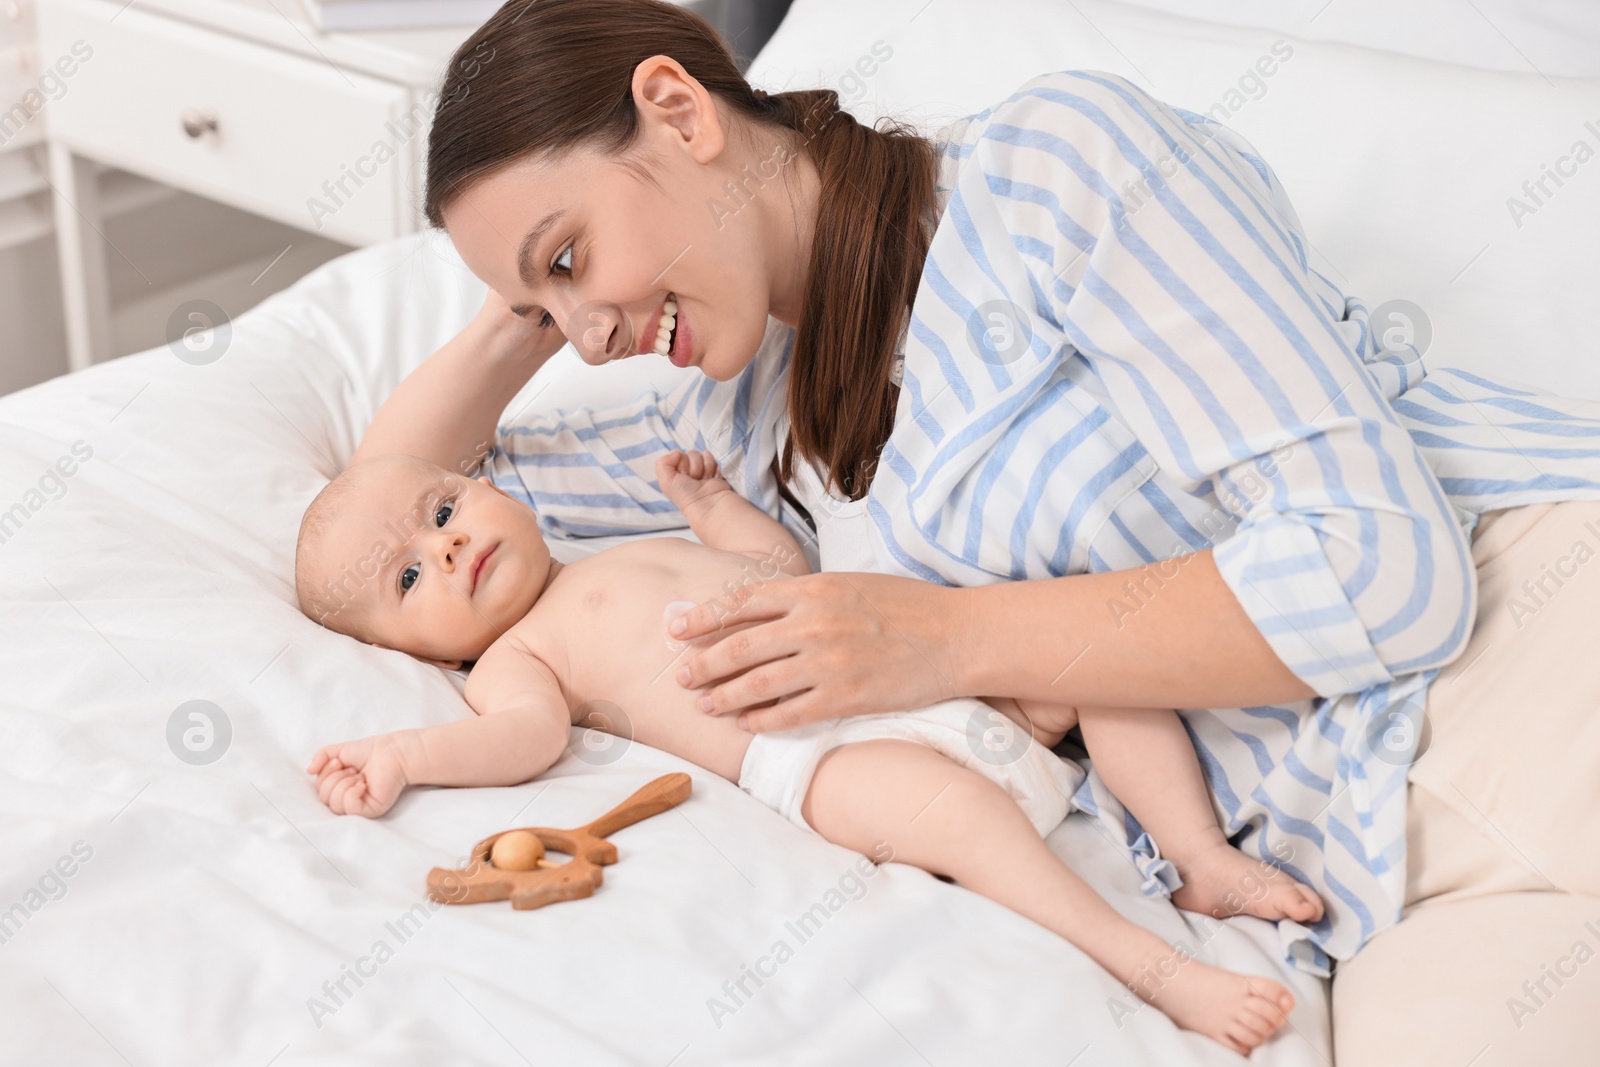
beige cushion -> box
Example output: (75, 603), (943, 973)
(1333, 499), (1600, 1064)
(1333, 890), (1600, 1066)
(1409, 499), (1600, 899)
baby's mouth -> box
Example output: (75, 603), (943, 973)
(470, 544), (497, 593)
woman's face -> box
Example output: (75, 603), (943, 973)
(441, 58), (810, 382)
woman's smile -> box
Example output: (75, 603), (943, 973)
(668, 300), (693, 367)
(640, 292), (693, 366)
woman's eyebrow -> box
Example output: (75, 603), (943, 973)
(516, 209), (566, 287)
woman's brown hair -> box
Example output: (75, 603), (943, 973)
(423, 0), (940, 500)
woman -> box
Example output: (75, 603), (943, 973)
(401, 0), (1600, 974)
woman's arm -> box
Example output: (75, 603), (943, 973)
(349, 289), (566, 474)
(669, 553), (1310, 728)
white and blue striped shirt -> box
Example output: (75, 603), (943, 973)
(486, 70), (1600, 971)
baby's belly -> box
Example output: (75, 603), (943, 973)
(543, 541), (786, 782)
(571, 651), (757, 783)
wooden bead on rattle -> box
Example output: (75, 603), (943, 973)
(491, 830), (550, 871)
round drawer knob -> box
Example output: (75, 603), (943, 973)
(181, 109), (219, 139)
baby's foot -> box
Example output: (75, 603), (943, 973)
(1170, 842), (1324, 924)
(1128, 946), (1295, 1056)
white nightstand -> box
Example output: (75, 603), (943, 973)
(35, 0), (476, 371)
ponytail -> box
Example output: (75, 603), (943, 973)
(757, 89), (938, 499)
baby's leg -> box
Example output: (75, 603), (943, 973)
(1076, 706), (1324, 924)
(801, 738), (1294, 1055)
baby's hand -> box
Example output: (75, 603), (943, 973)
(657, 449), (734, 511)
(307, 734), (410, 818)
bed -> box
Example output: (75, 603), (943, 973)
(4, 1), (1596, 1064)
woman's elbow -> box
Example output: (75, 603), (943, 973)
(1359, 509), (1477, 676)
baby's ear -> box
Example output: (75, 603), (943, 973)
(374, 641), (462, 672)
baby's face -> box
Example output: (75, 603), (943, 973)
(306, 455), (551, 667)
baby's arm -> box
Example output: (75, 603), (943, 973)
(655, 450), (810, 577)
(307, 639), (570, 817)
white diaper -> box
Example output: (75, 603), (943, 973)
(736, 697), (1087, 838)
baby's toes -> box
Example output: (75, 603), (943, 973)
(1245, 977), (1295, 1020)
(1292, 883), (1326, 922)
(1225, 1019), (1268, 1052)
(1239, 1001), (1285, 1041)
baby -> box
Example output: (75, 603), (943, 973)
(297, 443), (1323, 1055)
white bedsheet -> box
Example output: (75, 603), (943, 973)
(0, 228), (1330, 1065)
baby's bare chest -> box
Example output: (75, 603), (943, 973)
(510, 539), (784, 712)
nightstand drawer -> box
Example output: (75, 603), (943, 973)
(37, 0), (413, 245)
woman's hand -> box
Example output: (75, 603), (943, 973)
(667, 571), (966, 732)
(474, 288), (568, 367)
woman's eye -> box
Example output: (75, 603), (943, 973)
(434, 500), (454, 527)
(400, 563), (419, 592)
(537, 310), (555, 329)
(551, 245), (573, 276)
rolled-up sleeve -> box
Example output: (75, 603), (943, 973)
(986, 71), (1475, 696)
(482, 373), (704, 539)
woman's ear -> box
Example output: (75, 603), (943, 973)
(631, 54), (724, 164)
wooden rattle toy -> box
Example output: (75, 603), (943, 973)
(426, 772), (691, 911)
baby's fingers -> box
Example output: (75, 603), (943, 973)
(317, 766), (359, 808)
(329, 773), (369, 817)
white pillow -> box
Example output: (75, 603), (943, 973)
(750, 0), (1600, 400)
(1101, 0), (1600, 76)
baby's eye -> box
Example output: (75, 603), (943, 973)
(400, 563), (420, 592)
(434, 500), (454, 527)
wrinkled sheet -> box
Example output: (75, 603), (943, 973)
(0, 230), (1330, 1065)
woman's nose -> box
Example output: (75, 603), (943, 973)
(565, 301), (636, 366)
